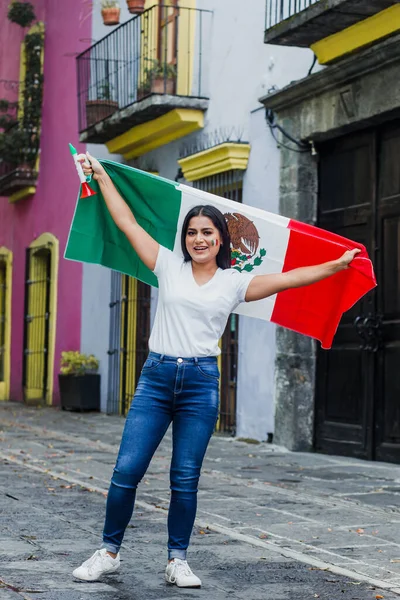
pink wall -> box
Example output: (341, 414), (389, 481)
(0, 0), (92, 403)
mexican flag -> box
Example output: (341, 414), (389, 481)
(65, 160), (376, 349)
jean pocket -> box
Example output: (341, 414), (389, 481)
(142, 358), (161, 372)
(196, 364), (220, 381)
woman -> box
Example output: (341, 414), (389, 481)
(72, 153), (359, 587)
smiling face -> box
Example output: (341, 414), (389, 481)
(185, 215), (222, 264)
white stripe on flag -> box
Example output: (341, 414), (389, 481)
(173, 184), (291, 321)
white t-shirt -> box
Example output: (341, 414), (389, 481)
(148, 246), (254, 357)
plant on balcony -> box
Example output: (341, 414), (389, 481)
(7, 1), (36, 28)
(137, 59), (177, 100)
(58, 351), (101, 411)
(85, 80), (119, 128)
(22, 30), (44, 139)
(0, 99), (18, 132)
(126, 0), (145, 15)
(0, 127), (37, 167)
(0, 28), (43, 195)
(101, 0), (120, 26)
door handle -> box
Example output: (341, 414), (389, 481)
(353, 314), (383, 352)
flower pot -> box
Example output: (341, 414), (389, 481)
(151, 77), (175, 95)
(85, 99), (118, 128)
(137, 77), (175, 100)
(102, 7), (120, 25)
(59, 373), (100, 412)
(126, 0), (145, 14)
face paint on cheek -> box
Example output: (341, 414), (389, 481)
(211, 239), (219, 247)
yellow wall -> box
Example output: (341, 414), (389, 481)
(143, 0), (196, 96)
(311, 5), (400, 65)
(141, 0), (159, 87)
(177, 0), (195, 96)
(106, 108), (204, 158)
(178, 143), (251, 181)
(0, 248), (12, 401)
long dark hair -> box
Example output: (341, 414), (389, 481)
(181, 205), (232, 270)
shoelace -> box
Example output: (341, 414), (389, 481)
(170, 560), (193, 581)
(83, 550), (106, 575)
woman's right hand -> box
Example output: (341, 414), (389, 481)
(77, 151), (106, 181)
(76, 150), (160, 270)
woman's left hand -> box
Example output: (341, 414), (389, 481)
(337, 248), (361, 269)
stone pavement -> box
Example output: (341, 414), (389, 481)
(1, 401), (400, 600)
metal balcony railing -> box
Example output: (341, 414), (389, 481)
(0, 162), (15, 178)
(265, 0), (320, 30)
(76, 4), (211, 132)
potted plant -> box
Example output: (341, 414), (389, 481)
(0, 126), (39, 195)
(85, 81), (118, 127)
(0, 126), (37, 168)
(137, 59), (177, 100)
(58, 351), (100, 411)
(7, 1), (36, 27)
(0, 99), (18, 132)
(126, 0), (145, 14)
(101, 0), (120, 25)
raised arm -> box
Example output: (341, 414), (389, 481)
(245, 248), (361, 302)
(78, 152), (159, 271)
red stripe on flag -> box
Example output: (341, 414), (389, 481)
(270, 220), (377, 349)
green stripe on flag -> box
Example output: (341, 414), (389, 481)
(65, 160), (182, 287)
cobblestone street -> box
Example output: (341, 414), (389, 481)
(1, 402), (400, 600)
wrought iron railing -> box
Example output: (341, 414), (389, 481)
(0, 163), (16, 183)
(265, 0), (320, 30)
(77, 4), (211, 132)
(0, 121), (38, 189)
(0, 79), (40, 182)
(0, 81), (19, 179)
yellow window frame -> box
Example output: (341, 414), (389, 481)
(24, 233), (59, 405)
(119, 275), (138, 415)
(0, 248), (13, 401)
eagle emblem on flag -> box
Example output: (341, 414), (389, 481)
(224, 212), (266, 273)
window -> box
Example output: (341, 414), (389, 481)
(23, 234), (58, 405)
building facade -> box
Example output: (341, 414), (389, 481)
(79, 0), (312, 439)
(261, 0), (400, 462)
(3, 0), (346, 446)
(0, 0), (91, 406)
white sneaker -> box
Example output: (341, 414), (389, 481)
(72, 548), (120, 582)
(165, 558), (202, 588)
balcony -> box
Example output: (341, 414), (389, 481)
(0, 162), (37, 200)
(0, 82), (38, 202)
(264, 0), (398, 48)
(77, 4), (211, 157)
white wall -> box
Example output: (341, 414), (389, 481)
(198, 0), (313, 136)
(236, 106), (280, 439)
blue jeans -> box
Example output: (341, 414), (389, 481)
(102, 352), (220, 560)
